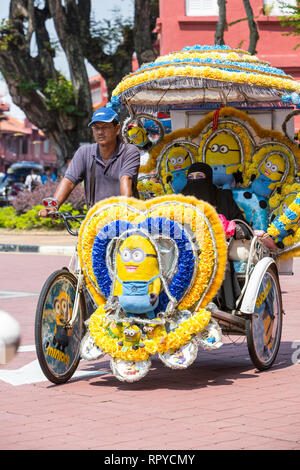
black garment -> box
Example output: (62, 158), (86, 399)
(182, 162), (245, 222)
(182, 162), (218, 206)
(182, 162), (245, 311)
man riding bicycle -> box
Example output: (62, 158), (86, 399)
(39, 107), (140, 217)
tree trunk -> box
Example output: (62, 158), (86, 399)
(0, 0), (93, 173)
(134, 0), (156, 66)
(215, 0), (227, 45)
(47, 0), (92, 123)
(0, 0), (160, 171)
(242, 0), (259, 54)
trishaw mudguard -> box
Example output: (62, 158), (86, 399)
(240, 257), (278, 315)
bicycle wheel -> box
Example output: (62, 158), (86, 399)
(246, 264), (283, 371)
(35, 268), (87, 384)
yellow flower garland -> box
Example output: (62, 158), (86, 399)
(140, 107), (300, 177)
(112, 64), (300, 98)
(137, 180), (165, 198)
(154, 50), (269, 66)
(88, 304), (212, 361)
(78, 195), (227, 362)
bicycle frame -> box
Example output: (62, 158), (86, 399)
(41, 202), (87, 329)
(67, 249), (84, 328)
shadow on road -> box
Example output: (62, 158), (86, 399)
(52, 340), (297, 391)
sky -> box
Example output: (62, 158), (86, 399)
(0, 0), (134, 119)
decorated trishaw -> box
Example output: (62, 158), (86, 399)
(35, 45), (300, 384)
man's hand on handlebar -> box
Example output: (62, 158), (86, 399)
(39, 198), (59, 218)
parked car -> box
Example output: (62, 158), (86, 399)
(0, 162), (43, 206)
(0, 177), (25, 206)
(7, 161), (44, 182)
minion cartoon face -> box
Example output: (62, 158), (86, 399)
(143, 325), (155, 337)
(259, 154), (285, 183)
(205, 132), (241, 170)
(128, 125), (149, 147)
(54, 291), (72, 326)
(117, 234), (158, 282)
(123, 326), (141, 344)
(167, 146), (191, 172)
(166, 145), (192, 193)
(204, 132), (241, 188)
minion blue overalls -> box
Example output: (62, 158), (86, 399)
(171, 168), (188, 193)
(117, 275), (160, 319)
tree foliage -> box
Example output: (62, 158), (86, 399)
(0, 0), (158, 172)
(278, 1), (300, 50)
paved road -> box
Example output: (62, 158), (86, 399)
(0, 252), (300, 450)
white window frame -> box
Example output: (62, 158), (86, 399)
(43, 139), (50, 154)
(91, 87), (102, 105)
(185, 0), (219, 16)
(34, 141), (41, 158)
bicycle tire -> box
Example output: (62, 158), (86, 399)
(35, 268), (87, 384)
(246, 264), (283, 371)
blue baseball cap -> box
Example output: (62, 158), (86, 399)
(88, 107), (119, 127)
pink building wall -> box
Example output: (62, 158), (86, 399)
(156, 0), (300, 129)
(157, 0), (300, 77)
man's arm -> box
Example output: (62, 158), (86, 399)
(120, 175), (133, 197)
(39, 177), (75, 217)
(39, 145), (87, 217)
(119, 146), (140, 198)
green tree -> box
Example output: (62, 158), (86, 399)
(0, 0), (158, 173)
(278, 1), (300, 49)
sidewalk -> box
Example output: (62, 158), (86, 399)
(0, 229), (76, 255)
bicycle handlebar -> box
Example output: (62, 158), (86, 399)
(42, 197), (85, 236)
(57, 211), (85, 237)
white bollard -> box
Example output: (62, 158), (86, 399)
(0, 310), (21, 364)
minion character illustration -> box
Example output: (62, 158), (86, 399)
(143, 324), (167, 345)
(53, 291), (73, 352)
(165, 145), (192, 193)
(204, 132), (241, 189)
(127, 124), (149, 148)
(245, 154), (286, 206)
(118, 325), (144, 351)
(270, 192), (300, 248)
(113, 233), (161, 319)
(255, 279), (276, 358)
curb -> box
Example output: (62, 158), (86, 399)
(0, 244), (75, 256)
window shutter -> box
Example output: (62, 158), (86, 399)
(186, 0), (218, 16)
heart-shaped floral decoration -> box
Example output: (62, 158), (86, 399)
(77, 194), (227, 312)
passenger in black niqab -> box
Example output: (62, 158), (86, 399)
(182, 162), (245, 222)
(182, 162), (249, 311)
(182, 162), (217, 206)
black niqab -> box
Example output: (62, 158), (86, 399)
(181, 162), (218, 207)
